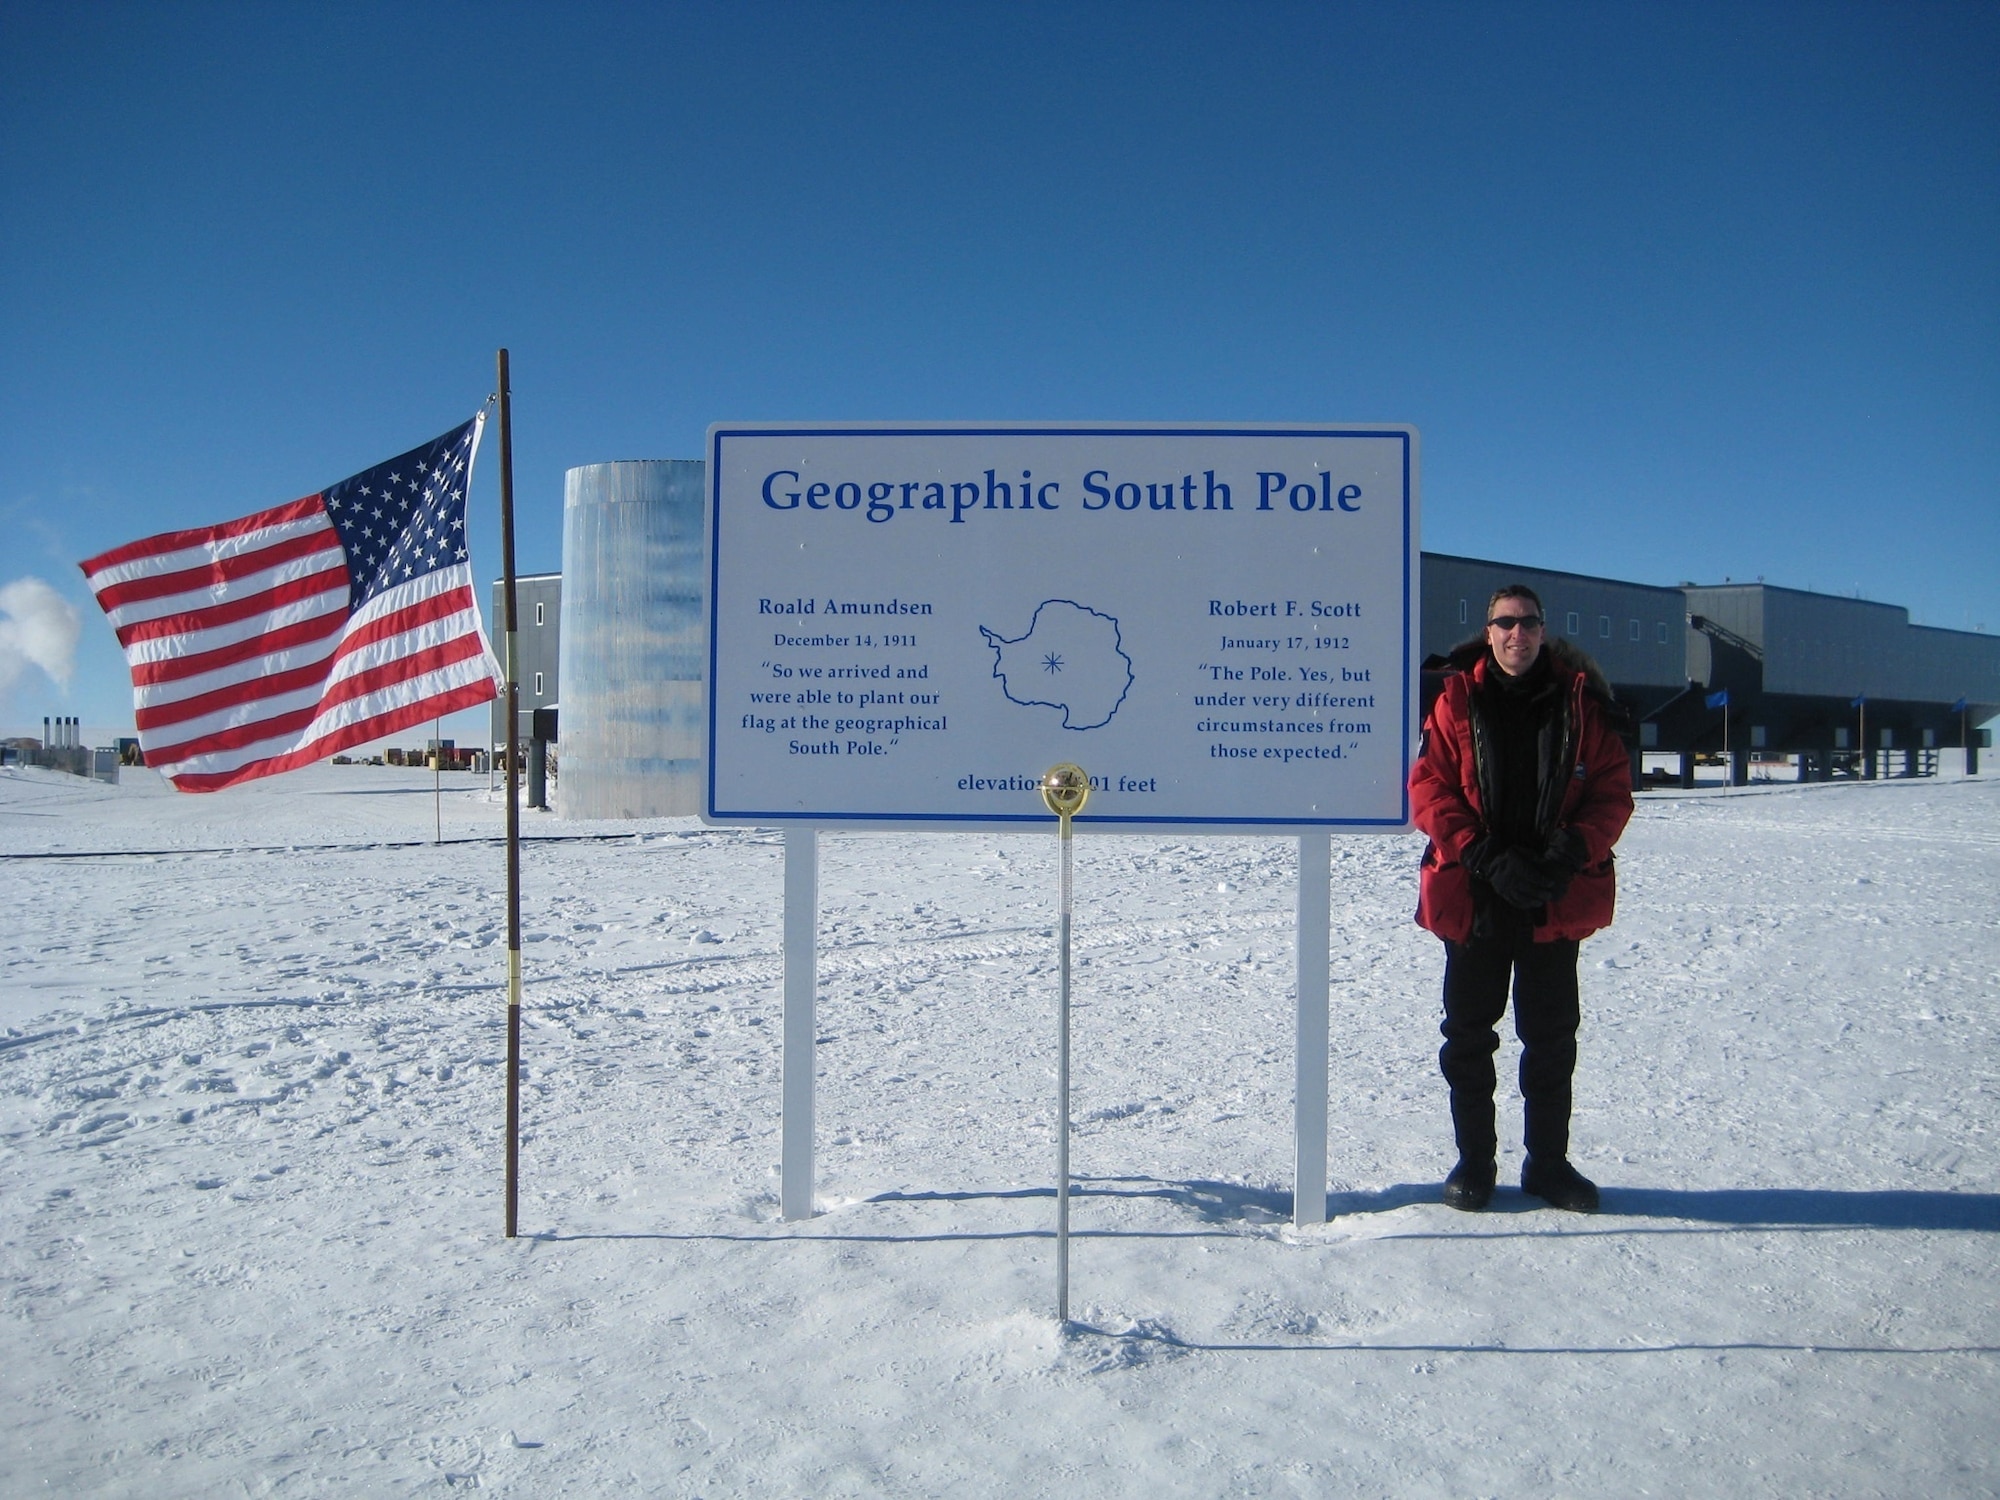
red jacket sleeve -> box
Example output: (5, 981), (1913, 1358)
(1409, 678), (1484, 862)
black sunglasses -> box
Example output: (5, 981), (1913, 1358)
(1488, 613), (1544, 631)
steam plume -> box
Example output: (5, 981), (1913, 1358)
(0, 577), (83, 699)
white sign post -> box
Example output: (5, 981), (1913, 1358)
(704, 423), (1419, 1229)
(1294, 830), (1332, 1226)
(779, 826), (817, 1223)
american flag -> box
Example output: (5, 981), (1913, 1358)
(80, 416), (502, 792)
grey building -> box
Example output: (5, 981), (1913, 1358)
(489, 572), (562, 748)
(1421, 552), (1689, 716)
(1683, 583), (2000, 706)
(1661, 582), (2000, 765)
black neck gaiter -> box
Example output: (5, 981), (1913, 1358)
(1481, 648), (1557, 846)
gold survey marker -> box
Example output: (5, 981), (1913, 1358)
(1040, 763), (1090, 819)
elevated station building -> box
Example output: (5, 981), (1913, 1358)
(1422, 554), (1999, 782)
(1422, 552), (1690, 720)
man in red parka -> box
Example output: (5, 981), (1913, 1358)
(1409, 584), (1634, 1213)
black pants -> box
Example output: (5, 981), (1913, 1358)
(1439, 933), (1581, 1164)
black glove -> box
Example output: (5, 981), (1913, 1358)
(1486, 847), (1560, 910)
(1460, 834), (1501, 881)
(1542, 827), (1589, 873)
(1533, 827), (1589, 903)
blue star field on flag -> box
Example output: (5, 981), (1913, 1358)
(321, 418), (479, 610)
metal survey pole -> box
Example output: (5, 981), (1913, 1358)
(498, 348), (523, 1239)
(1041, 763), (1089, 1325)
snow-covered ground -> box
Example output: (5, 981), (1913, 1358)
(3, 762), (1996, 1496)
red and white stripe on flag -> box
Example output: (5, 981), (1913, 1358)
(82, 478), (500, 793)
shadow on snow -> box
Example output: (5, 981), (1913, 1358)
(874, 1177), (2000, 1233)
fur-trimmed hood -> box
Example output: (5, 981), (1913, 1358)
(1424, 633), (1616, 704)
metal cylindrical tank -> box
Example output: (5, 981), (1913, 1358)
(557, 460), (706, 818)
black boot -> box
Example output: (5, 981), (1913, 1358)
(1443, 1157), (1498, 1211)
(1521, 1157), (1599, 1213)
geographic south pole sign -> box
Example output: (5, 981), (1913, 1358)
(704, 423), (1419, 832)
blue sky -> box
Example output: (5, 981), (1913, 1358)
(3, 0), (1995, 743)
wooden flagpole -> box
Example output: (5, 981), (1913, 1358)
(498, 349), (523, 1239)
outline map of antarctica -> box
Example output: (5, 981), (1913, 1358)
(978, 599), (1135, 731)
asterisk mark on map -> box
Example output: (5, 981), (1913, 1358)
(1042, 652), (1065, 674)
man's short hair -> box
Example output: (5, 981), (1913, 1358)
(1486, 584), (1543, 619)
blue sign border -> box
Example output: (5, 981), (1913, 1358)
(706, 424), (1416, 830)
